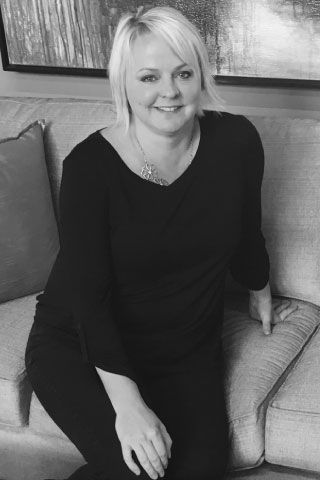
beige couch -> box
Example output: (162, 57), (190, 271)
(1, 96), (320, 480)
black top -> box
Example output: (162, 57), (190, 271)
(34, 110), (270, 383)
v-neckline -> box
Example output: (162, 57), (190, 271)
(94, 115), (206, 192)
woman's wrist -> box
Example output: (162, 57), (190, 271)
(249, 281), (271, 301)
(95, 367), (145, 414)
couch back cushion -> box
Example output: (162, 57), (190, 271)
(0, 97), (319, 306)
(226, 115), (320, 307)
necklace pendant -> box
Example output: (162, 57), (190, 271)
(135, 116), (197, 187)
(141, 162), (157, 179)
(140, 161), (169, 186)
(158, 177), (169, 186)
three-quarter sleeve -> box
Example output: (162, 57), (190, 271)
(229, 116), (270, 290)
(58, 142), (137, 381)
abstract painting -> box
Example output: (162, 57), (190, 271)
(0, 0), (319, 87)
(214, 0), (320, 87)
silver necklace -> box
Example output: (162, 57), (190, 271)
(134, 120), (197, 186)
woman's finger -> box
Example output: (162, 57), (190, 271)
(152, 428), (170, 468)
(134, 443), (159, 480)
(273, 305), (299, 323)
(121, 444), (141, 476)
(275, 303), (298, 316)
(143, 438), (165, 476)
(274, 300), (293, 314)
(150, 430), (168, 469)
(279, 304), (299, 320)
(272, 311), (282, 324)
(262, 316), (272, 335)
(159, 423), (172, 459)
(272, 299), (286, 310)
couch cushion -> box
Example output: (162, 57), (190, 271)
(0, 96), (116, 220)
(265, 318), (320, 472)
(223, 293), (320, 471)
(0, 425), (85, 480)
(0, 293), (37, 426)
(0, 120), (60, 302)
(28, 391), (69, 440)
(225, 116), (320, 308)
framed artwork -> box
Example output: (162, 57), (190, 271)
(0, 0), (320, 88)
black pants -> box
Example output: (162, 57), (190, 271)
(25, 318), (230, 480)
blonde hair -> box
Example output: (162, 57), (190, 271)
(108, 6), (226, 134)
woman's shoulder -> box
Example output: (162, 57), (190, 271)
(98, 124), (126, 153)
(62, 126), (117, 171)
(202, 109), (252, 126)
(202, 110), (259, 139)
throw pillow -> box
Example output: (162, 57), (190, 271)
(0, 120), (60, 303)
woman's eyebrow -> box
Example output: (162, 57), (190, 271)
(137, 63), (189, 73)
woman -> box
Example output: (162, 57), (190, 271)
(25, 6), (297, 480)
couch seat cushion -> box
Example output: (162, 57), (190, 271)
(223, 293), (320, 471)
(0, 293), (37, 426)
(28, 391), (69, 440)
(265, 318), (320, 472)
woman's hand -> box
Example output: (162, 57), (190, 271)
(95, 369), (172, 478)
(249, 282), (299, 335)
(115, 400), (172, 479)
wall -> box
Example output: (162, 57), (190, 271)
(1, 50), (320, 119)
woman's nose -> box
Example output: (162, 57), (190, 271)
(159, 77), (180, 98)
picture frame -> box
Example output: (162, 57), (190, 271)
(1, 1), (320, 88)
(0, 3), (107, 78)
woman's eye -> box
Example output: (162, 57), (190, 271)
(140, 71), (192, 82)
(178, 71), (192, 79)
(141, 75), (157, 82)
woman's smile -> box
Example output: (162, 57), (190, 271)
(154, 106), (183, 113)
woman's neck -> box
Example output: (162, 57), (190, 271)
(129, 116), (198, 168)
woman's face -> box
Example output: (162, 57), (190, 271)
(125, 32), (202, 135)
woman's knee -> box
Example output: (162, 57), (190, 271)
(176, 453), (228, 480)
